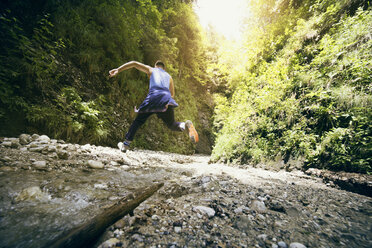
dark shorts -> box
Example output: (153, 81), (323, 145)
(136, 86), (178, 113)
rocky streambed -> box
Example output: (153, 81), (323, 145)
(0, 134), (371, 248)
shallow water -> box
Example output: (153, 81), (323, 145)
(0, 165), (170, 248)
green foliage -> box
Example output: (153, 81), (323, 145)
(1, 0), (212, 153)
(26, 87), (108, 143)
(211, 1), (371, 173)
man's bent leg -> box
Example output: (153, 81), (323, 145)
(156, 107), (183, 132)
(125, 112), (153, 141)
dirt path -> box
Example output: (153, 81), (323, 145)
(0, 135), (371, 248)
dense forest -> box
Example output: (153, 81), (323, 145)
(1, 0), (371, 173)
(0, 0), (213, 154)
(210, 0), (371, 173)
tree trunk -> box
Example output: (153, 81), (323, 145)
(45, 182), (164, 248)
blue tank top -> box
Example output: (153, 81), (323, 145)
(149, 68), (171, 90)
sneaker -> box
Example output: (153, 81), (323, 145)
(117, 140), (130, 153)
(185, 120), (199, 143)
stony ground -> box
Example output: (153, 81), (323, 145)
(0, 134), (371, 248)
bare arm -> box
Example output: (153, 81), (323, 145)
(169, 77), (175, 98)
(109, 61), (152, 77)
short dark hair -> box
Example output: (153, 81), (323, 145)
(155, 60), (165, 68)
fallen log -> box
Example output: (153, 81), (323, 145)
(45, 182), (164, 248)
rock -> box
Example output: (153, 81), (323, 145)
(38, 135), (50, 144)
(251, 200), (267, 213)
(289, 243), (306, 248)
(29, 142), (38, 148)
(29, 146), (44, 153)
(94, 183), (108, 189)
(110, 161), (119, 166)
(286, 206), (300, 217)
(132, 233), (144, 242)
(151, 215), (160, 221)
(193, 206), (215, 218)
(269, 200), (286, 213)
(48, 152), (58, 159)
(258, 234), (268, 241)
(87, 160), (104, 169)
(278, 241), (288, 248)
(169, 209), (177, 216)
(2, 141), (12, 147)
(234, 207), (243, 214)
(272, 244), (279, 248)
(174, 226), (182, 233)
(99, 238), (120, 248)
(41, 146), (49, 154)
(0, 166), (13, 172)
(15, 186), (48, 202)
(19, 134), (31, 145)
(201, 176), (211, 184)
(114, 219), (126, 229)
(11, 140), (20, 148)
(48, 145), (57, 152)
(31, 134), (40, 140)
(32, 161), (47, 170)
(57, 150), (69, 160)
(113, 229), (124, 237)
(1, 156), (11, 162)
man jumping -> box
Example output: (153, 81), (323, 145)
(109, 60), (198, 152)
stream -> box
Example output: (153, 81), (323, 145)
(0, 134), (371, 248)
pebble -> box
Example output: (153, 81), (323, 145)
(48, 145), (57, 152)
(29, 147), (44, 153)
(201, 176), (211, 184)
(152, 215), (160, 220)
(234, 207), (243, 214)
(99, 238), (120, 248)
(1, 156), (11, 162)
(289, 243), (306, 248)
(57, 150), (69, 160)
(251, 200), (267, 213)
(87, 160), (104, 169)
(174, 226), (182, 233)
(94, 183), (108, 189)
(0, 166), (13, 172)
(193, 206), (216, 218)
(110, 161), (119, 166)
(278, 241), (288, 248)
(113, 229), (124, 237)
(258, 234), (268, 240)
(31, 134), (40, 140)
(32, 161), (47, 170)
(132, 233), (144, 242)
(114, 219), (125, 229)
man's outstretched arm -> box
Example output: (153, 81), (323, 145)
(169, 77), (175, 98)
(109, 61), (152, 77)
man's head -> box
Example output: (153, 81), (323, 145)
(154, 60), (165, 69)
